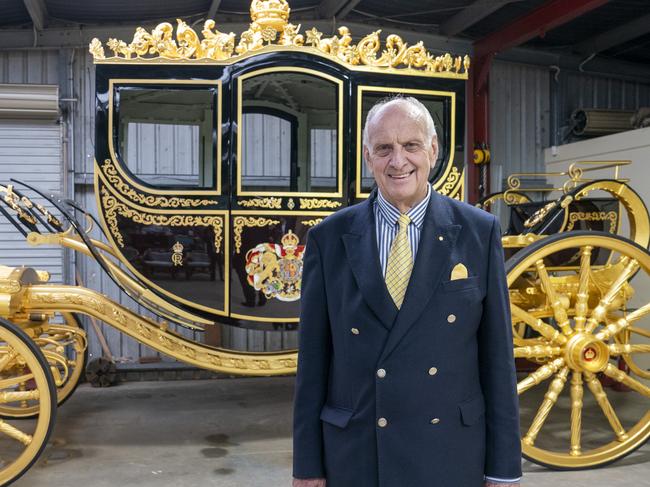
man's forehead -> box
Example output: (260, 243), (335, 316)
(367, 103), (426, 138)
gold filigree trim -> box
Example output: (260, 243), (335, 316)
(100, 159), (219, 208)
(302, 218), (323, 227)
(25, 286), (298, 375)
(566, 211), (618, 233)
(100, 187), (224, 252)
(233, 216), (280, 254)
(434, 166), (463, 200)
(238, 197), (282, 209)
(299, 198), (341, 210)
(89, 1), (469, 78)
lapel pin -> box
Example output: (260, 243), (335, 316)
(438, 235), (444, 241)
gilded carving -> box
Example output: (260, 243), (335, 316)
(100, 159), (219, 208)
(287, 198), (295, 210)
(233, 216), (280, 254)
(238, 197), (282, 209)
(434, 166), (462, 197)
(301, 218), (323, 227)
(24, 287), (298, 375)
(299, 198), (341, 210)
(244, 230), (305, 302)
(100, 187), (224, 253)
(172, 242), (184, 266)
(88, 1), (469, 79)
(566, 211), (618, 233)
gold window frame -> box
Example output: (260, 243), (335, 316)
(236, 67), (344, 198)
(355, 85), (457, 198)
(108, 78), (223, 196)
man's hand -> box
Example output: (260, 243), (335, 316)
(293, 478), (326, 487)
(485, 482), (519, 487)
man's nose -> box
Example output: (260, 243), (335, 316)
(389, 146), (408, 168)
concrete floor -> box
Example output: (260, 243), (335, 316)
(9, 376), (650, 487)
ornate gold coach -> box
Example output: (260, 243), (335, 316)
(0, 0), (648, 484)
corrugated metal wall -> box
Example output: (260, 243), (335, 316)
(489, 61), (551, 192)
(0, 51), (64, 284)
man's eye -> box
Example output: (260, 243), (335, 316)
(405, 143), (421, 151)
(375, 147), (391, 156)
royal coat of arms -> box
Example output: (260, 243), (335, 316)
(244, 230), (305, 301)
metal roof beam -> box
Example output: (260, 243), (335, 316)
(207, 0), (222, 20)
(318, 0), (362, 19)
(441, 0), (516, 37)
(575, 12), (650, 54)
(22, 0), (49, 31)
(474, 0), (610, 58)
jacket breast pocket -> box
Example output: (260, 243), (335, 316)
(320, 404), (354, 429)
(458, 394), (485, 426)
(440, 276), (480, 293)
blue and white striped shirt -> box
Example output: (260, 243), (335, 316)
(374, 186), (431, 277)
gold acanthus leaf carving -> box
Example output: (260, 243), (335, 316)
(233, 216), (280, 254)
(100, 159), (219, 208)
(89, 1), (469, 78)
(238, 197), (282, 209)
(100, 187), (224, 253)
(434, 166), (461, 196)
(301, 219), (323, 227)
(566, 211), (617, 233)
(299, 198), (341, 210)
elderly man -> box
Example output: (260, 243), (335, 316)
(292, 97), (521, 487)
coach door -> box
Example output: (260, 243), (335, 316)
(229, 66), (345, 326)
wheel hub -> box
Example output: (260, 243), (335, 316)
(564, 333), (609, 373)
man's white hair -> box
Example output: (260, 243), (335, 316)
(362, 96), (437, 149)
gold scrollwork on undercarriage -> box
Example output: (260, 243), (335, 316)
(233, 216), (280, 254)
(301, 219), (323, 227)
(299, 198), (341, 210)
(88, 1), (469, 79)
(100, 159), (219, 208)
(25, 287), (298, 375)
(238, 197), (282, 209)
(565, 211), (618, 233)
(100, 187), (224, 253)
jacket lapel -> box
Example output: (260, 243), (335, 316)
(342, 192), (398, 331)
(378, 190), (461, 363)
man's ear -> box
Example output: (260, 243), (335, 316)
(363, 146), (373, 173)
(430, 135), (439, 168)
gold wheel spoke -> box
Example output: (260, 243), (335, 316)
(0, 390), (40, 404)
(603, 363), (650, 398)
(595, 303), (650, 341)
(629, 325), (650, 339)
(0, 418), (33, 446)
(609, 343), (650, 356)
(573, 246), (593, 332)
(535, 259), (572, 335)
(510, 304), (567, 345)
(523, 367), (569, 446)
(570, 371), (583, 456)
(585, 257), (639, 333)
(518, 358), (565, 395)
(513, 345), (562, 359)
(584, 372), (628, 441)
(0, 348), (18, 372)
(0, 373), (34, 390)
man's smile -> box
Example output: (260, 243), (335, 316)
(388, 169), (415, 180)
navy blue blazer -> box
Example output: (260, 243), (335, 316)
(293, 189), (522, 487)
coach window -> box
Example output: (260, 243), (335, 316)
(238, 70), (342, 196)
(115, 85), (217, 189)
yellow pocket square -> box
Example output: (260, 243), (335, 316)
(450, 263), (468, 281)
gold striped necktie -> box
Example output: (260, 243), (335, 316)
(385, 214), (413, 309)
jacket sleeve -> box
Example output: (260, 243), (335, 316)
(478, 216), (523, 479)
(293, 230), (332, 479)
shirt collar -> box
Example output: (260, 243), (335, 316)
(376, 185), (430, 230)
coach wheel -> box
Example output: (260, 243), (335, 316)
(0, 312), (87, 419)
(0, 319), (56, 486)
(507, 231), (650, 469)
